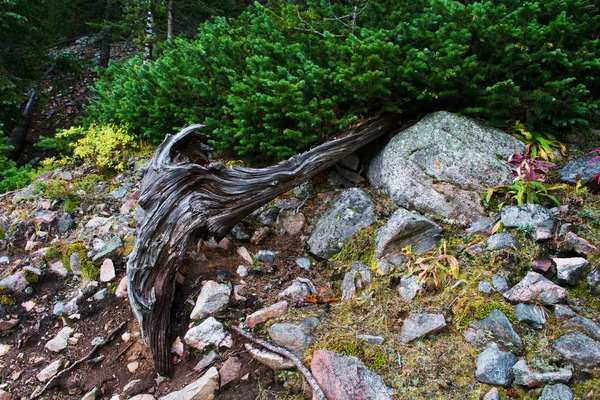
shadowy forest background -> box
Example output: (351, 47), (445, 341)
(0, 0), (599, 192)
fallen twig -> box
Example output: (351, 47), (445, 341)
(231, 325), (326, 400)
(30, 321), (127, 400)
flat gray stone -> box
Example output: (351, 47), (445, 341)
(193, 350), (219, 373)
(308, 188), (376, 259)
(554, 257), (588, 286)
(374, 208), (442, 260)
(513, 360), (571, 388)
(356, 335), (385, 346)
(295, 257), (312, 270)
(563, 316), (600, 341)
(514, 303), (546, 329)
(503, 271), (568, 305)
(45, 326), (74, 353)
(368, 111), (523, 223)
(184, 317), (233, 352)
(159, 367), (218, 400)
(267, 318), (319, 356)
(190, 281), (231, 321)
(245, 343), (295, 370)
(501, 204), (555, 241)
(475, 346), (517, 387)
(487, 233), (520, 251)
(552, 333), (600, 368)
(462, 309), (524, 355)
(539, 383), (574, 400)
(553, 305), (577, 321)
(559, 155), (600, 184)
(466, 216), (500, 236)
(256, 250), (277, 263)
(92, 236), (123, 262)
(36, 359), (66, 382)
(400, 312), (446, 343)
(492, 274), (509, 293)
(397, 275), (422, 302)
(0, 272), (28, 291)
(57, 213), (76, 234)
(478, 281), (494, 294)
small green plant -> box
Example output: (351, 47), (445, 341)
(0, 295), (15, 306)
(81, 261), (99, 281)
(57, 124), (137, 173)
(64, 194), (81, 212)
(403, 240), (460, 291)
(306, 333), (387, 371)
(22, 269), (39, 283)
(511, 121), (566, 162)
(331, 226), (376, 268)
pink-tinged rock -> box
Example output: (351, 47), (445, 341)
(120, 199), (138, 215)
(503, 271), (568, 305)
(531, 259), (556, 277)
(400, 313), (447, 344)
(311, 350), (393, 400)
(245, 301), (288, 328)
(48, 260), (68, 277)
(115, 275), (128, 298)
(0, 272), (28, 291)
(184, 317), (232, 352)
(554, 257), (588, 286)
(159, 367), (219, 400)
(0, 318), (19, 332)
(0, 388), (12, 400)
(483, 387), (500, 400)
(219, 356), (243, 388)
(278, 210), (305, 235)
(33, 211), (58, 225)
(563, 231), (598, 255)
(244, 343), (295, 370)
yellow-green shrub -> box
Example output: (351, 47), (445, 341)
(57, 124), (137, 173)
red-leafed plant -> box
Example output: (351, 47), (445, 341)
(486, 153), (566, 209)
(587, 149), (600, 184)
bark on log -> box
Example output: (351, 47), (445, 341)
(127, 116), (399, 376)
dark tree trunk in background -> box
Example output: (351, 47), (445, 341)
(4, 88), (37, 161)
(99, 0), (113, 68)
(127, 116), (400, 376)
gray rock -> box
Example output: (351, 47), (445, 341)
(123, 379), (145, 397)
(293, 181), (314, 198)
(48, 260), (68, 277)
(231, 224), (250, 241)
(368, 111), (523, 223)
(563, 316), (600, 341)
(190, 281), (231, 321)
(57, 213), (76, 234)
(184, 317), (233, 351)
(514, 303), (547, 329)
(259, 207), (279, 226)
(45, 326), (74, 352)
(512, 360), (571, 388)
(503, 271), (568, 305)
(311, 350), (394, 400)
(279, 278), (317, 302)
(295, 257), (312, 270)
(400, 312), (446, 343)
(462, 309), (524, 355)
(0, 256), (8, 264)
(0, 272), (28, 291)
(478, 281), (494, 294)
(81, 387), (101, 400)
(86, 216), (111, 230)
(159, 367), (218, 400)
(338, 153), (360, 171)
(250, 227), (270, 244)
(53, 302), (65, 316)
(109, 184), (131, 200)
(92, 238), (106, 252)
(70, 252), (81, 275)
(475, 346), (518, 387)
(256, 250), (277, 263)
(465, 242), (484, 257)
(307, 188), (376, 259)
(374, 208), (442, 260)
(487, 233), (521, 251)
(587, 269), (600, 290)
(561, 231), (598, 256)
(500, 204), (555, 241)
(193, 350), (219, 373)
(341, 262), (371, 302)
(553, 305), (577, 321)
(552, 333), (600, 368)
(93, 289), (108, 301)
(554, 257), (588, 286)
(327, 170), (347, 188)
(99, 259), (116, 282)
(278, 209), (305, 235)
(397, 275), (422, 302)
(559, 155), (600, 184)
(36, 359), (66, 382)
(268, 318), (319, 356)
(492, 274), (509, 293)
(236, 265), (248, 278)
(274, 198), (302, 210)
(466, 216), (500, 236)
(539, 384), (573, 400)
(92, 236), (123, 262)
(245, 343), (295, 370)
(356, 335), (385, 346)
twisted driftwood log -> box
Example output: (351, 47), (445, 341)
(127, 116), (399, 376)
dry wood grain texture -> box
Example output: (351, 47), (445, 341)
(127, 116), (399, 376)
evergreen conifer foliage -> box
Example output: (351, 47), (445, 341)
(85, 0), (600, 164)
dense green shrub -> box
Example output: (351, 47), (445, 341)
(85, 0), (600, 164)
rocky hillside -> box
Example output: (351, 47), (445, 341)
(1, 112), (600, 400)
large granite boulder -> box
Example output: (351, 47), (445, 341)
(368, 111), (523, 223)
(307, 188), (375, 259)
(559, 156), (600, 184)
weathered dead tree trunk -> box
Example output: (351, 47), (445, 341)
(127, 116), (399, 376)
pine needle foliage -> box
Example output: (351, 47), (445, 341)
(85, 0), (600, 164)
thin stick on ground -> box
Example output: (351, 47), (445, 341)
(30, 321), (127, 400)
(231, 325), (326, 400)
